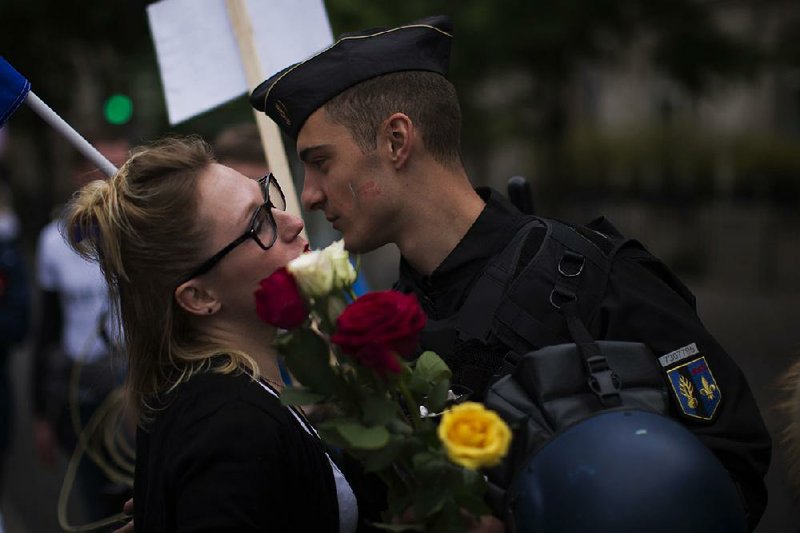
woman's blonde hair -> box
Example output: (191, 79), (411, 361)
(63, 135), (257, 418)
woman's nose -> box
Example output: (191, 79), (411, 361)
(273, 209), (305, 241)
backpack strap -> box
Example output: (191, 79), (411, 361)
(491, 219), (615, 354)
(539, 222), (622, 406)
(422, 216), (630, 401)
(454, 217), (546, 344)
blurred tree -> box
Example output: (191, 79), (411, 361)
(325, 0), (766, 199)
(0, 0), (796, 237)
(0, 0), (161, 246)
(0, 0), (157, 125)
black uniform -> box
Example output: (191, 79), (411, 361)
(396, 188), (771, 528)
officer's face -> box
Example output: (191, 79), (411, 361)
(297, 108), (401, 253)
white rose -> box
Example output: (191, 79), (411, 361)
(323, 239), (357, 290)
(287, 250), (334, 297)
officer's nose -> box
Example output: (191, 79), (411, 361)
(301, 177), (324, 212)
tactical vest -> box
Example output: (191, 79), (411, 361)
(406, 216), (694, 517)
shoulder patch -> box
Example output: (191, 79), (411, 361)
(667, 356), (721, 420)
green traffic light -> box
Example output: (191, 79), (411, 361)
(104, 94), (133, 125)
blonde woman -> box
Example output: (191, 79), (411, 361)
(66, 136), (358, 532)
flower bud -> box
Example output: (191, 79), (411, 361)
(324, 240), (357, 290)
(287, 250), (334, 297)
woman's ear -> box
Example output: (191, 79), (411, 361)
(174, 281), (220, 316)
(381, 112), (414, 169)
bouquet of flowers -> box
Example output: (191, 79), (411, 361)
(254, 240), (512, 532)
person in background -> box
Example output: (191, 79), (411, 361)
(213, 122), (270, 180)
(0, 163), (30, 533)
(31, 133), (131, 527)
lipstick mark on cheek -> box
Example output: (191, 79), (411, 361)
(357, 180), (382, 198)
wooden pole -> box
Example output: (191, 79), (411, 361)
(224, 0), (306, 239)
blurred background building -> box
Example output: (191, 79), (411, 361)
(1, 0), (799, 531)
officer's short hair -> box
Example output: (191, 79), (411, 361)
(323, 71), (462, 168)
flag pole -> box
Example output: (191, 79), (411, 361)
(224, 0), (306, 240)
(25, 91), (118, 178)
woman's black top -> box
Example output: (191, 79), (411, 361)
(133, 370), (339, 532)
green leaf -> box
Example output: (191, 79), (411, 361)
(452, 469), (490, 516)
(323, 419), (390, 450)
(362, 438), (404, 472)
(453, 492), (490, 518)
(278, 386), (327, 406)
(316, 424), (350, 450)
(279, 328), (337, 394)
(411, 485), (450, 521)
(460, 467), (487, 492)
(408, 351), (451, 398)
(426, 377), (451, 414)
(362, 396), (398, 426)
(429, 504), (469, 533)
(386, 418), (413, 436)
(414, 425), (442, 449)
(415, 351), (451, 376)
(385, 481), (416, 518)
(411, 451), (448, 478)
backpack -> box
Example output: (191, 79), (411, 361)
(416, 215), (697, 516)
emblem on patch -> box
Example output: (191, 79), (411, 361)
(667, 356), (721, 420)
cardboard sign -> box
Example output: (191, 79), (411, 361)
(147, 0), (333, 125)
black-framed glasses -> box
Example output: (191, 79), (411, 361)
(179, 173), (286, 285)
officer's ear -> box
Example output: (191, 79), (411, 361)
(381, 113), (413, 170)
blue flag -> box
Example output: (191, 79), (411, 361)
(0, 57), (31, 128)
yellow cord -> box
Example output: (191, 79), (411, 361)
(56, 330), (135, 532)
(57, 384), (132, 532)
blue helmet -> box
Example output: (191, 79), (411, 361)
(508, 409), (747, 533)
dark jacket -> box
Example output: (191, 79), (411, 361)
(134, 370), (339, 532)
(396, 188), (771, 529)
(0, 235), (29, 451)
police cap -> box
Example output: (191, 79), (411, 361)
(250, 15), (453, 139)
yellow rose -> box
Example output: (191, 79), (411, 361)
(437, 402), (511, 470)
(323, 239), (357, 290)
(287, 250), (334, 297)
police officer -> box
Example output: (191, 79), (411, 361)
(251, 15), (771, 530)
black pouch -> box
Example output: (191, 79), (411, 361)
(484, 298), (669, 517)
(518, 340), (667, 429)
(485, 340), (667, 490)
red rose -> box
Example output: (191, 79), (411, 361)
(331, 291), (426, 366)
(352, 343), (403, 376)
(254, 267), (309, 329)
